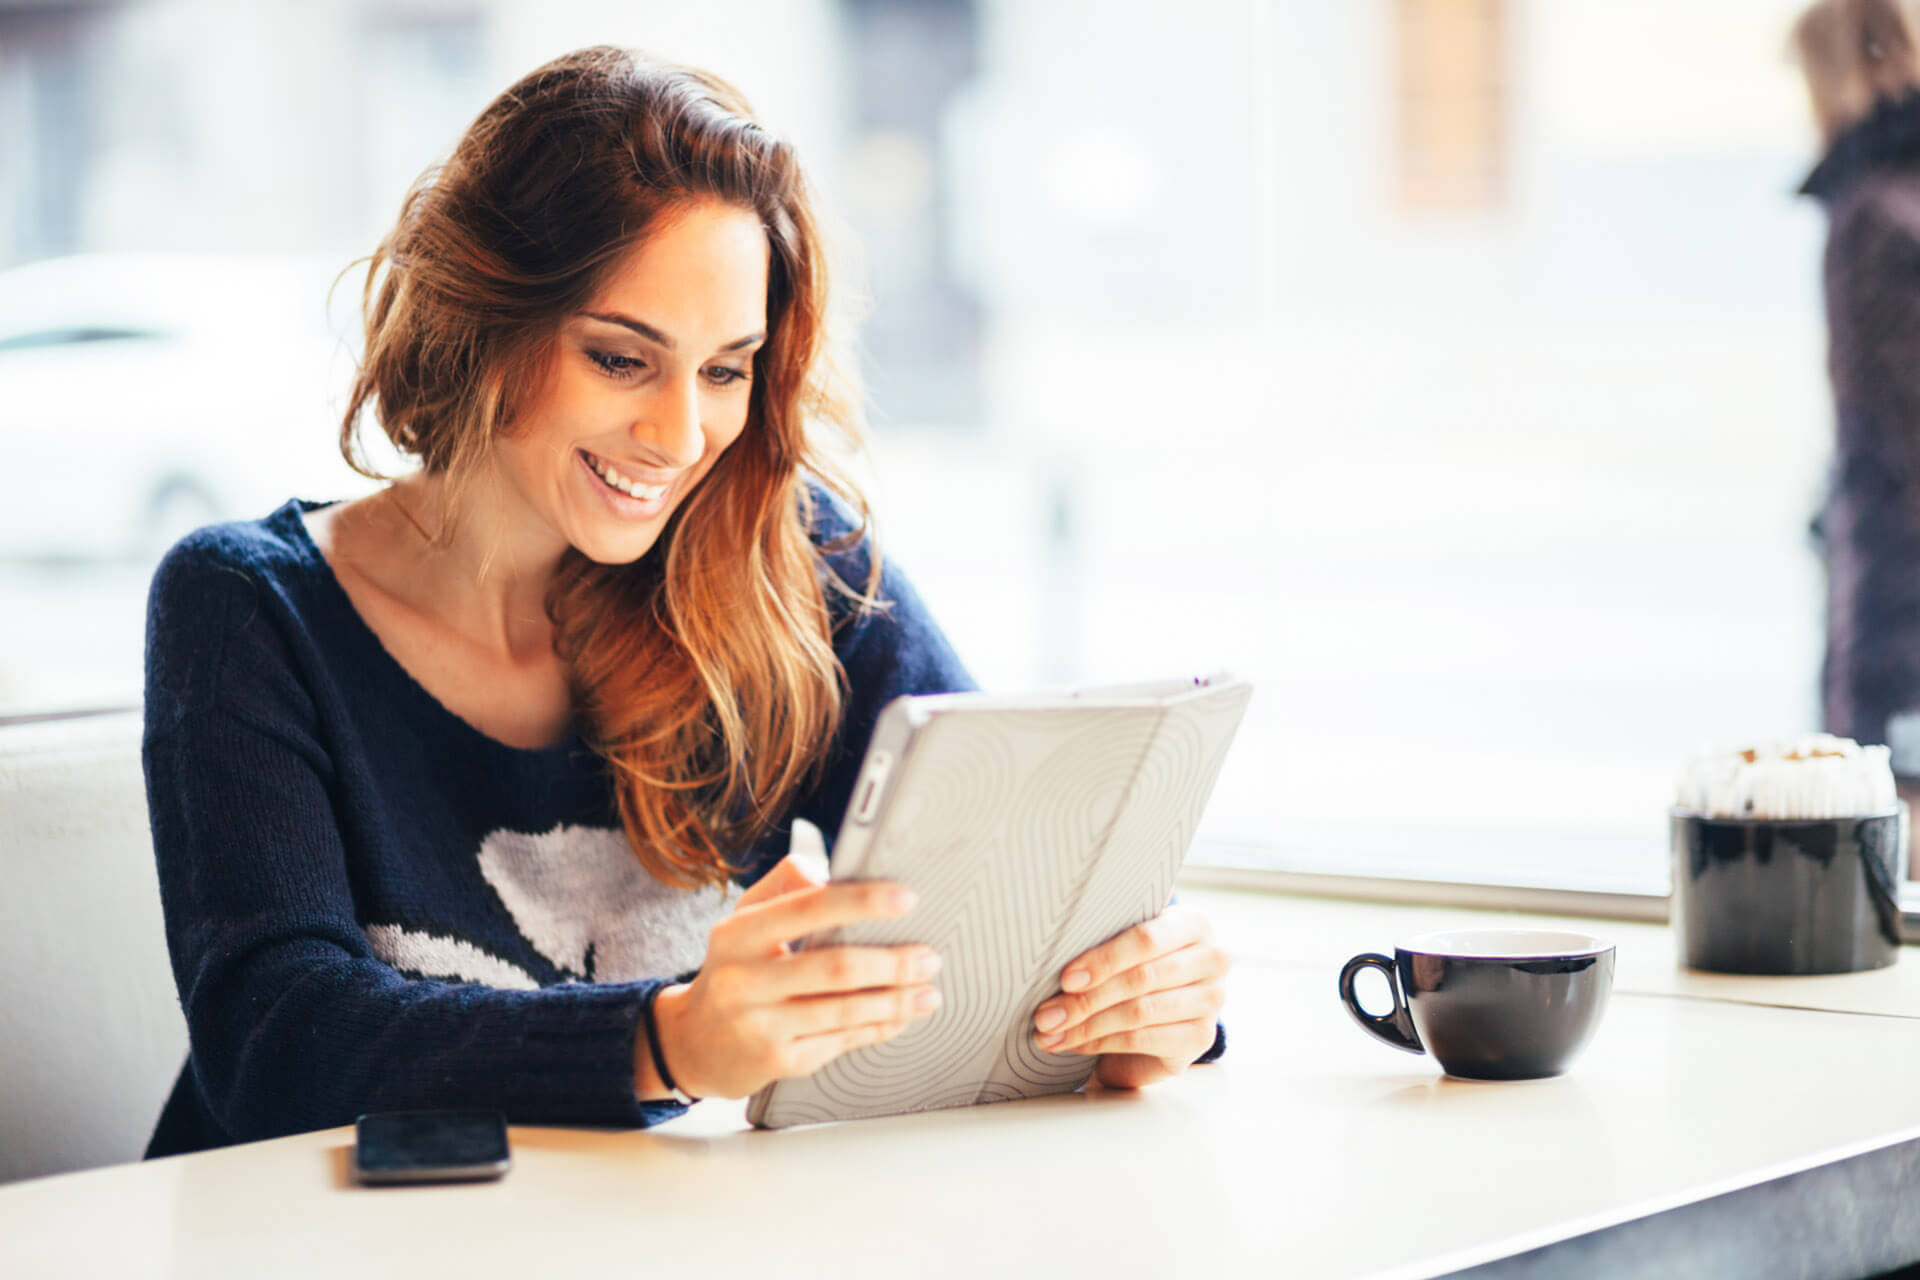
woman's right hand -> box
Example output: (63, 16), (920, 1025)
(647, 850), (942, 1101)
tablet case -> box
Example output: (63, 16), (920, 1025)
(746, 673), (1252, 1128)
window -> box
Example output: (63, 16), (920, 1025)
(0, 0), (1840, 901)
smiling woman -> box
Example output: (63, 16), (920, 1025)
(136, 44), (1229, 1161)
(333, 52), (870, 888)
(307, 198), (787, 789)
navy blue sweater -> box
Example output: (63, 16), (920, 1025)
(143, 490), (1222, 1158)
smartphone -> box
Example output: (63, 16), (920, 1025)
(352, 1109), (511, 1185)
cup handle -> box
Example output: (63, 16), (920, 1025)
(1339, 953), (1424, 1055)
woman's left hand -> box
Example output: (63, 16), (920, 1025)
(1030, 904), (1230, 1090)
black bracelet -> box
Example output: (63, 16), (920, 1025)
(640, 982), (700, 1106)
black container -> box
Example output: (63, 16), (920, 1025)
(1670, 808), (1905, 975)
(1339, 930), (1615, 1080)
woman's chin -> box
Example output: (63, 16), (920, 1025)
(570, 523), (666, 566)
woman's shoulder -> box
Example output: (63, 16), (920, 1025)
(795, 477), (976, 690)
(1818, 141), (1920, 277)
(801, 471), (896, 581)
(799, 476), (881, 602)
(145, 499), (337, 723)
(1833, 168), (1920, 230)
(151, 498), (323, 596)
(799, 476), (865, 550)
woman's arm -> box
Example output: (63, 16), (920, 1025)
(144, 537), (686, 1144)
(770, 504), (1229, 1076)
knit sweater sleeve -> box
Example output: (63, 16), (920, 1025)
(142, 534), (686, 1143)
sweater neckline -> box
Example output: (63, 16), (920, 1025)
(273, 496), (592, 766)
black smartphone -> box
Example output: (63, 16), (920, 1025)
(352, 1109), (511, 1185)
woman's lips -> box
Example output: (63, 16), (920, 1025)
(579, 448), (681, 490)
(577, 448), (673, 519)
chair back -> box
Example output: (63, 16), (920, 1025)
(0, 710), (185, 1184)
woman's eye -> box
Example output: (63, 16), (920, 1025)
(587, 349), (644, 379)
(704, 365), (750, 388)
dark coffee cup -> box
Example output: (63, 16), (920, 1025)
(1339, 930), (1615, 1080)
(1670, 808), (1905, 975)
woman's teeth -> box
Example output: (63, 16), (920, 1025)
(585, 453), (668, 501)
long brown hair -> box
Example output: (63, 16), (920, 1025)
(339, 46), (879, 889)
(1794, 0), (1920, 144)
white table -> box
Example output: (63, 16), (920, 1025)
(6, 888), (1919, 1279)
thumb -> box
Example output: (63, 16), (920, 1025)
(736, 819), (830, 907)
(737, 856), (814, 907)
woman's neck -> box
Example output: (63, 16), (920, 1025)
(374, 466), (569, 664)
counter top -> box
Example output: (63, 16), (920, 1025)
(5, 888), (1917, 1279)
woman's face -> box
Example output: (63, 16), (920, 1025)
(496, 197), (770, 565)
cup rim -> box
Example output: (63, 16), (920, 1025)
(1398, 928), (1614, 960)
(1669, 805), (1904, 823)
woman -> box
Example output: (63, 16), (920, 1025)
(1796, 0), (1920, 869)
(143, 46), (1227, 1156)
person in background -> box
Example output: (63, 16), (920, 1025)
(139, 46), (1230, 1156)
(1796, 0), (1920, 872)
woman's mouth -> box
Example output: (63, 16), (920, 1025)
(578, 449), (674, 518)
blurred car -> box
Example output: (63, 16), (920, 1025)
(0, 252), (393, 561)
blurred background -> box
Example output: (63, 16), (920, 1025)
(0, 0), (1829, 892)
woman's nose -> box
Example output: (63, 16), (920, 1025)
(628, 375), (704, 466)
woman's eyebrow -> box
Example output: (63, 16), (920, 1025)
(581, 310), (765, 353)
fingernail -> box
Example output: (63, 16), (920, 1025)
(1038, 1033), (1063, 1050)
(915, 988), (942, 1013)
(1063, 967), (1090, 992)
(915, 952), (942, 979)
(891, 889), (918, 912)
(1034, 1006), (1066, 1032)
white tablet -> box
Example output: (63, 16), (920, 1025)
(746, 672), (1253, 1129)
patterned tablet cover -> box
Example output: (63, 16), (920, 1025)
(747, 676), (1252, 1128)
